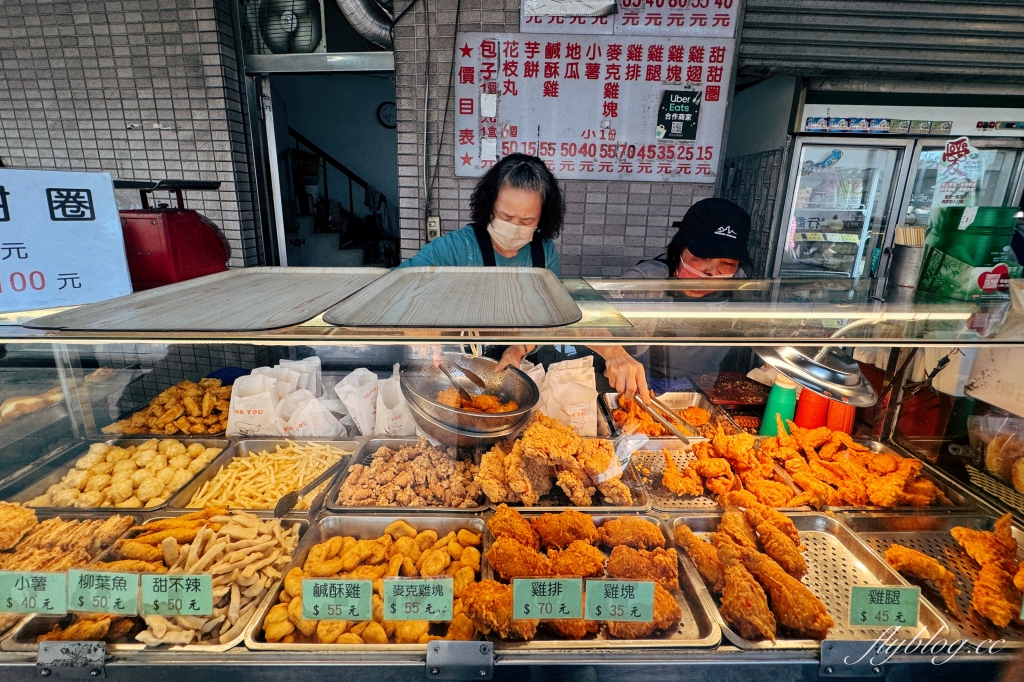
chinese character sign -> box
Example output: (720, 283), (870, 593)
(454, 33), (733, 181)
(0, 169), (131, 313)
(522, 0), (739, 38)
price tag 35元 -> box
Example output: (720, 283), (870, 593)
(584, 580), (654, 622)
(383, 577), (453, 622)
(68, 570), (139, 616)
(0, 572), (66, 615)
(302, 579), (372, 621)
(849, 586), (920, 628)
(140, 573), (213, 617)
(512, 578), (582, 620)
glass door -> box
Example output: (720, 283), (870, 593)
(775, 141), (908, 279)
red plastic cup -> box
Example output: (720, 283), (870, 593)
(794, 390), (830, 429)
(826, 400), (856, 434)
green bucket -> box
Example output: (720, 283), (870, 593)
(926, 206), (1018, 266)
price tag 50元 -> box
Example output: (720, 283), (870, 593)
(68, 570), (139, 616)
(140, 574), (213, 617)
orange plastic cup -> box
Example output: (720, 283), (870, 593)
(826, 400), (856, 434)
(794, 390), (830, 429)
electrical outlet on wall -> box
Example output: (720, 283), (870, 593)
(426, 216), (441, 241)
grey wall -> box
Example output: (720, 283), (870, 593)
(725, 77), (797, 159)
(391, 0), (716, 277)
(0, 0), (261, 266)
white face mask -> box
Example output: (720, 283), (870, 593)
(487, 217), (536, 254)
(677, 259), (735, 279)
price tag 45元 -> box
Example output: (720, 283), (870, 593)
(512, 578), (582, 620)
(383, 577), (453, 622)
(0, 572), (67, 615)
(302, 579), (372, 621)
(849, 586), (920, 628)
(140, 573), (213, 617)
(68, 570), (139, 616)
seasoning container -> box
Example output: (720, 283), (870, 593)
(759, 375), (798, 436)
(826, 400), (856, 434)
(793, 389), (830, 429)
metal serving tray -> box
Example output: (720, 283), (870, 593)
(245, 515), (487, 652)
(485, 513), (720, 651)
(3, 513), (307, 653)
(325, 438), (489, 513)
(672, 513), (954, 650)
(165, 439), (361, 513)
(603, 392), (745, 438)
(843, 513), (1024, 648)
(0, 438), (230, 513)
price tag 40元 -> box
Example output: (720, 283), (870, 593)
(140, 573), (213, 617)
(0, 572), (67, 615)
(584, 580), (654, 622)
(302, 579), (372, 621)
(383, 577), (453, 622)
(512, 578), (582, 620)
(849, 586), (920, 628)
(68, 570), (139, 616)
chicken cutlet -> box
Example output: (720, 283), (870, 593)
(548, 540), (607, 578)
(674, 525), (724, 594)
(479, 444), (516, 504)
(543, 618), (600, 640)
(486, 536), (551, 580)
(662, 450), (703, 497)
(714, 534), (776, 642)
(505, 440), (554, 506)
(461, 580), (538, 640)
(530, 510), (598, 549)
(578, 439), (633, 506)
(598, 517), (665, 550)
(972, 564), (1022, 628)
(754, 520), (807, 579)
(719, 506), (759, 550)
(520, 413), (584, 469)
(606, 545), (679, 591)
(487, 504), (539, 549)
(0, 502), (37, 550)
(884, 544), (960, 615)
(738, 547), (833, 640)
(606, 582), (681, 639)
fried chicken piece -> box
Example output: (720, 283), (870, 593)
(520, 413), (584, 468)
(754, 521), (807, 579)
(951, 514), (1018, 573)
(884, 544), (960, 615)
(461, 580), (538, 640)
(479, 444), (516, 504)
(714, 535), (776, 642)
(530, 510), (598, 549)
(612, 398), (669, 437)
(662, 450), (703, 497)
(744, 505), (801, 547)
(674, 524), (724, 594)
(692, 457), (736, 496)
(739, 474), (795, 508)
(789, 472), (840, 509)
(487, 504), (539, 549)
(712, 428), (758, 472)
(682, 406), (711, 427)
(38, 617), (111, 642)
(866, 458), (923, 508)
(553, 467), (595, 506)
(739, 547), (833, 640)
(548, 540), (607, 578)
(787, 420), (832, 451)
(898, 477), (952, 507)
(606, 545), (679, 590)
(486, 536), (551, 580)
(543, 618), (600, 639)
(505, 440), (553, 506)
(578, 439), (633, 506)
(0, 502), (37, 550)
(598, 517), (665, 550)
(1015, 564), (1024, 593)
(719, 506), (758, 550)
(606, 583), (681, 639)
(972, 564), (1022, 628)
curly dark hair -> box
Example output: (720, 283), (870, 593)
(469, 154), (564, 240)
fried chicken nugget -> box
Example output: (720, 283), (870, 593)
(529, 510), (598, 550)
(486, 537), (550, 579)
(548, 540), (607, 578)
(287, 597), (318, 637)
(606, 545), (679, 591)
(674, 525), (724, 594)
(598, 517), (665, 550)
(444, 613), (478, 640)
(457, 529), (481, 547)
(316, 619), (349, 644)
(606, 583), (680, 639)
(394, 621), (430, 644)
(385, 520), (417, 539)
(487, 504), (539, 549)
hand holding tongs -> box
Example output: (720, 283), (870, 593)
(633, 396), (691, 445)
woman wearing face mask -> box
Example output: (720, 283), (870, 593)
(401, 153), (650, 401)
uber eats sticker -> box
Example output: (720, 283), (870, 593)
(656, 90), (701, 141)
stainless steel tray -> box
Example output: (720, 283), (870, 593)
(843, 513), (1024, 647)
(245, 514), (487, 651)
(603, 392), (745, 438)
(325, 438), (489, 513)
(3, 513), (307, 653)
(0, 438), (230, 513)
(165, 438), (361, 513)
(484, 513), (720, 650)
(672, 512), (954, 650)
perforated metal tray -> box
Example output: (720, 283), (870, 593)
(844, 513), (1024, 648)
(672, 513), (955, 650)
(602, 392), (745, 438)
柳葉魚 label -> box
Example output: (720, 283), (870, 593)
(68, 570), (139, 616)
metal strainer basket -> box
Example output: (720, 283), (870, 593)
(401, 353), (539, 434)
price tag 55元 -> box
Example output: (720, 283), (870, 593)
(849, 586), (920, 628)
(302, 579), (372, 621)
(383, 578), (453, 622)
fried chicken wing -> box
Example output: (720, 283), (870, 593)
(674, 524), (724, 594)
(972, 564), (1022, 628)
(461, 580), (538, 640)
(715, 535), (776, 642)
(662, 451), (703, 497)
(754, 521), (807, 579)
(529, 510), (598, 549)
(693, 457), (736, 496)
(487, 504), (539, 549)
(884, 544), (960, 616)
(606, 583), (681, 639)
(598, 517), (665, 550)
(739, 474), (794, 508)
(548, 540), (607, 578)
(606, 545), (679, 590)
(951, 518), (1018, 573)
(866, 458), (922, 508)
(486, 536), (551, 580)
(789, 472), (840, 509)
(739, 547), (833, 640)
(719, 506), (758, 550)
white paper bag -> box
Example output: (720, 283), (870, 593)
(252, 366), (300, 401)
(279, 357), (323, 397)
(226, 374), (279, 437)
(538, 356), (599, 436)
(520, 359), (546, 387)
(374, 363), (416, 436)
(334, 368), (378, 436)
(273, 389), (343, 438)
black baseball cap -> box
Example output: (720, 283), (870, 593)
(672, 197), (752, 266)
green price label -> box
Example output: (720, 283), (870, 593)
(512, 578), (582, 620)
(0, 571), (67, 615)
(383, 578), (452, 622)
(849, 586), (919, 628)
(68, 570), (139, 616)
(302, 579), (372, 621)
(140, 573), (213, 617)
(584, 580), (654, 622)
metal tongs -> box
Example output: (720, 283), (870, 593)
(633, 395), (691, 445)
(273, 457), (349, 519)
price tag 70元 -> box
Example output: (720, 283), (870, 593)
(0, 572), (66, 615)
(302, 579), (372, 621)
(584, 580), (654, 622)
(849, 586), (920, 628)
(68, 570), (139, 616)
(140, 573), (213, 617)
(512, 578), (582, 620)
(383, 578), (453, 622)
